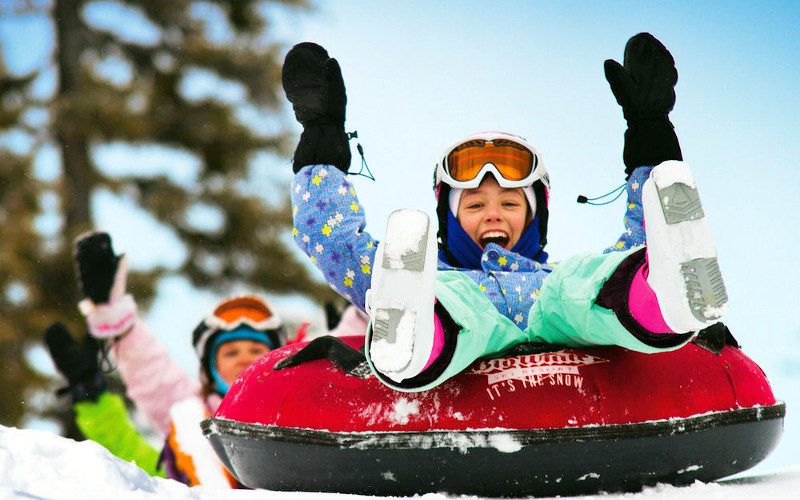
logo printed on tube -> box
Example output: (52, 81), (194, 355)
(468, 352), (609, 401)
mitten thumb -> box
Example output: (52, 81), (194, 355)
(109, 255), (129, 303)
(604, 59), (635, 111)
(322, 58), (346, 125)
(45, 322), (87, 384)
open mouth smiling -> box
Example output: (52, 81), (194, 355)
(480, 230), (510, 249)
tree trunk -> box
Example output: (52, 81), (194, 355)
(55, 0), (93, 236)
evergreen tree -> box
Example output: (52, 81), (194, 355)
(0, 0), (330, 429)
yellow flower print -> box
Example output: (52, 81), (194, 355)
(344, 270), (356, 288)
(360, 255), (371, 274)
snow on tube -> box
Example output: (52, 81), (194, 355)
(202, 329), (784, 497)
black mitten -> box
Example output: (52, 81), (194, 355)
(73, 231), (122, 304)
(605, 33), (682, 178)
(283, 42), (351, 173)
(45, 323), (106, 403)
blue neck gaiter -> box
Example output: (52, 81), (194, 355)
(445, 211), (547, 269)
(511, 215), (547, 263)
(445, 210), (484, 269)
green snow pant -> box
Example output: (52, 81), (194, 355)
(75, 392), (166, 478)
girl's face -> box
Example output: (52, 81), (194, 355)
(215, 340), (271, 385)
(456, 176), (530, 250)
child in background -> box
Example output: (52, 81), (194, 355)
(283, 33), (727, 391)
(73, 232), (286, 487)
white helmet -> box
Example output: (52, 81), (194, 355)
(433, 131), (550, 264)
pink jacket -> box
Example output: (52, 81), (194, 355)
(112, 319), (221, 437)
(328, 305), (369, 338)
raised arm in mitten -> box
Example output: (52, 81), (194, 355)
(282, 42), (351, 173)
(74, 233), (201, 436)
(74, 231), (138, 339)
(605, 33), (682, 178)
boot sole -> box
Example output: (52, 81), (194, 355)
(367, 210), (437, 382)
(655, 178), (728, 323)
(645, 162), (728, 331)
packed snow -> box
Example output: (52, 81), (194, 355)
(369, 309), (416, 372)
(381, 210), (430, 268)
(389, 398), (421, 425)
(2, 423), (799, 500)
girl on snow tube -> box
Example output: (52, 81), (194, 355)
(284, 32), (727, 392)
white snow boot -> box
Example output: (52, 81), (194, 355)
(642, 161), (728, 333)
(365, 209), (438, 383)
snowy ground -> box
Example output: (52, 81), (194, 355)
(1, 424), (797, 500)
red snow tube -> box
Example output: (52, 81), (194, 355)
(203, 330), (784, 497)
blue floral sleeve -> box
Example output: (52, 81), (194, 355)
(604, 166), (652, 254)
(291, 165), (377, 311)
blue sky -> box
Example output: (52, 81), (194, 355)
(3, 0), (799, 474)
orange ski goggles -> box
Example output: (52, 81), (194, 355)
(435, 132), (546, 189)
(204, 295), (281, 332)
(194, 295), (283, 357)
